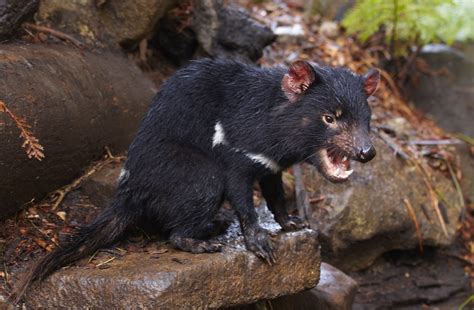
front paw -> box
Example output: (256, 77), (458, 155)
(276, 214), (308, 231)
(244, 225), (277, 265)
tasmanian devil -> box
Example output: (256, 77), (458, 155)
(15, 58), (379, 300)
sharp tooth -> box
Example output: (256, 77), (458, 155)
(342, 156), (348, 162)
(337, 169), (354, 179)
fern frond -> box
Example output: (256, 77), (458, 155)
(0, 100), (45, 161)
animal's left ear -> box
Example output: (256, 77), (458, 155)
(282, 61), (316, 103)
(363, 68), (380, 97)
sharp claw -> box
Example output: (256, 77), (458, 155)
(266, 256), (273, 265)
(270, 250), (277, 264)
(260, 251), (272, 265)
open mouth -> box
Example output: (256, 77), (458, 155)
(317, 148), (353, 182)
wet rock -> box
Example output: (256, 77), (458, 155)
(37, 0), (177, 47)
(406, 44), (474, 203)
(407, 44), (474, 137)
(243, 262), (357, 310)
(0, 44), (155, 220)
(80, 162), (122, 209)
(319, 21), (340, 39)
(312, 263), (358, 309)
(24, 206), (320, 308)
(152, 11), (199, 66)
(0, 0), (38, 40)
(457, 144), (474, 204)
(306, 0), (355, 21)
(193, 0), (275, 62)
(351, 247), (472, 308)
(0, 294), (13, 310)
(303, 139), (462, 271)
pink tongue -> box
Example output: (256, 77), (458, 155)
(331, 155), (349, 170)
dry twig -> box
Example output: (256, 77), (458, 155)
(50, 148), (125, 210)
(95, 256), (115, 268)
(28, 220), (60, 248)
(445, 160), (465, 212)
(409, 158), (449, 237)
(403, 198), (423, 253)
(23, 22), (84, 49)
(373, 129), (410, 160)
(454, 133), (474, 147)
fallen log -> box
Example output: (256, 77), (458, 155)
(0, 43), (155, 219)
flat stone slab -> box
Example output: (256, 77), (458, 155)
(24, 207), (320, 309)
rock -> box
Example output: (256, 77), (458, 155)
(312, 263), (358, 309)
(152, 11), (199, 65)
(192, 0), (275, 62)
(319, 21), (339, 39)
(80, 162), (122, 209)
(407, 44), (474, 137)
(0, 294), (14, 310)
(457, 144), (474, 204)
(306, 0), (355, 21)
(351, 248), (472, 308)
(0, 44), (155, 220)
(241, 262), (357, 310)
(23, 206), (320, 308)
(303, 138), (462, 271)
(273, 24), (305, 37)
(0, 0), (39, 40)
(406, 44), (474, 204)
(37, 0), (177, 47)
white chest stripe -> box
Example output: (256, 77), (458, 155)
(245, 152), (280, 173)
(211, 121), (280, 172)
(212, 121), (227, 147)
(118, 168), (129, 183)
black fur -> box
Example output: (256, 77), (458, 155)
(14, 58), (378, 301)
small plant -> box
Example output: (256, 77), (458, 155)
(0, 100), (44, 161)
(342, 0), (474, 56)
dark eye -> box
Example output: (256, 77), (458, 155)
(324, 115), (335, 124)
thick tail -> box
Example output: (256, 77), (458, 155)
(12, 199), (134, 303)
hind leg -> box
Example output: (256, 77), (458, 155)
(169, 206), (235, 253)
(143, 141), (229, 253)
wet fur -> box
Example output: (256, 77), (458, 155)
(14, 58), (376, 302)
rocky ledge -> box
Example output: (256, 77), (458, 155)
(23, 206), (320, 309)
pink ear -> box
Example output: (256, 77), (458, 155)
(282, 61), (316, 102)
(363, 68), (380, 97)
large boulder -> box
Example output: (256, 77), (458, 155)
(0, 43), (155, 220)
(303, 138), (462, 271)
(407, 44), (474, 137)
(37, 0), (177, 47)
(192, 0), (276, 62)
(0, 0), (39, 40)
(406, 44), (474, 203)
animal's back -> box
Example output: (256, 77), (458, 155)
(130, 59), (283, 155)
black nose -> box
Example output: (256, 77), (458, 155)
(358, 145), (376, 163)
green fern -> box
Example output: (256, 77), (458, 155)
(342, 0), (474, 55)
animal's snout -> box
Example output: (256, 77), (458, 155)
(357, 144), (376, 163)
